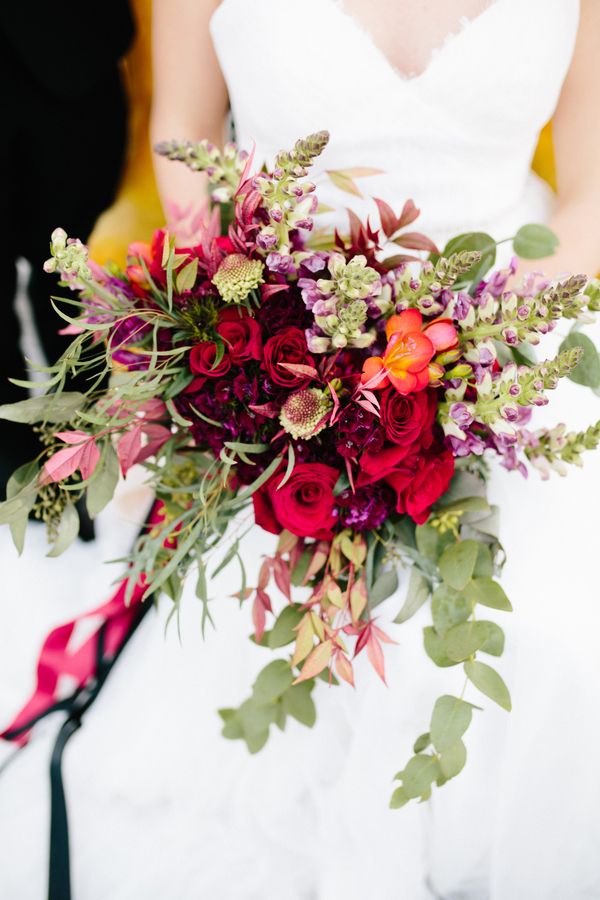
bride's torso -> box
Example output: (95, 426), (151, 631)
(210, 0), (579, 243)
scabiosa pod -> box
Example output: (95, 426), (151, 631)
(279, 388), (332, 440)
(212, 254), (265, 304)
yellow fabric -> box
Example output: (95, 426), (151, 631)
(90, 1), (559, 266)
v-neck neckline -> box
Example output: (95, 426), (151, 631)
(329, 0), (503, 85)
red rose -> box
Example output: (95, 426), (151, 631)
(189, 341), (231, 377)
(253, 462), (339, 539)
(262, 327), (315, 389)
(217, 308), (262, 363)
(380, 388), (436, 448)
(388, 448), (455, 525)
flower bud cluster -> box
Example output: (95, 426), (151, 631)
(154, 139), (247, 202)
(43, 228), (91, 282)
(393, 251), (482, 317)
(524, 419), (600, 477)
(441, 348), (583, 440)
(307, 254), (380, 351)
(251, 132), (329, 254)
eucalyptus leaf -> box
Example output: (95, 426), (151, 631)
(443, 620), (490, 662)
(394, 568), (430, 624)
(423, 627), (460, 668)
(281, 681), (316, 727)
(513, 224), (559, 259)
(439, 739), (467, 779)
(252, 660), (294, 703)
(480, 621), (505, 657)
(438, 540), (479, 590)
(389, 786), (410, 809)
(370, 568), (399, 609)
(465, 577), (512, 611)
(430, 695), (473, 753)
(86, 443), (119, 518)
(431, 584), (471, 636)
(401, 754), (442, 799)
(443, 232), (496, 287)
(559, 331), (600, 389)
(464, 660), (512, 711)
(0, 392), (85, 424)
(268, 605), (304, 649)
(413, 732), (431, 754)
(47, 502), (79, 557)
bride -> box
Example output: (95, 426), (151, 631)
(1, 1), (599, 897)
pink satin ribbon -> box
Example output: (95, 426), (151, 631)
(1, 501), (165, 745)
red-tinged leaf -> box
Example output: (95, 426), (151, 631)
(138, 398), (168, 420)
(117, 425), (143, 477)
(261, 283), (289, 300)
(232, 588), (254, 601)
(374, 198), (398, 238)
(303, 543), (330, 583)
(277, 530), (298, 555)
(326, 170), (363, 198)
(252, 593), (267, 642)
(347, 208), (365, 245)
(257, 588), (272, 613)
(248, 401), (280, 419)
(371, 623), (398, 645)
(293, 639), (333, 684)
(335, 652), (355, 687)
(291, 614), (315, 667)
(353, 622), (371, 656)
(54, 430), (92, 445)
(236, 139), (256, 191)
(355, 397), (381, 416)
(350, 579), (368, 623)
(394, 231), (440, 254)
(381, 254), (421, 269)
(41, 436), (101, 484)
(277, 362), (319, 379)
(136, 424), (172, 463)
(327, 381), (341, 424)
(338, 166), (384, 178)
(366, 634), (387, 685)
(344, 457), (356, 493)
(258, 560), (271, 591)
(272, 557), (292, 600)
(396, 199), (420, 229)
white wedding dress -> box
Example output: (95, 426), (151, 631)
(2, 1), (600, 898)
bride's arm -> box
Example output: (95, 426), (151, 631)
(151, 0), (229, 233)
(538, 0), (600, 277)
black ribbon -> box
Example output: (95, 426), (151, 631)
(2, 595), (152, 900)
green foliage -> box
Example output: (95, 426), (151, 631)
(438, 540), (479, 590)
(559, 330), (600, 389)
(0, 392), (85, 424)
(430, 695), (473, 752)
(441, 232), (496, 289)
(513, 223), (559, 259)
(464, 577), (512, 611)
(86, 443), (119, 518)
(394, 568), (430, 623)
(268, 605), (304, 649)
(464, 660), (512, 711)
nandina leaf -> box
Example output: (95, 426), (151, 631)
(261, 283), (289, 299)
(291, 614), (315, 667)
(350, 579), (368, 622)
(248, 401), (280, 418)
(374, 198), (398, 238)
(258, 559), (271, 591)
(272, 557), (292, 599)
(394, 231), (440, 253)
(117, 425), (143, 477)
(366, 633), (387, 684)
(252, 592), (267, 643)
(396, 199), (420, 229)
(294, 639), (333, 684)
(326, 170), (363, 198)
(42, 434), (101, 484)
(277, 362), (319, 379)
(371, 624), (397, 645)
(335, 652), (355, 687)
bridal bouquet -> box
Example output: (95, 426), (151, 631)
(2, 131), (600, 808)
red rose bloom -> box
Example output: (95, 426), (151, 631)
(217, 308), (262, 363)
(262, 327), (315, 389)
(189, 341), (231, 377)
(388, 448), (455, 525)
(253, 462), (339, 539)
(380, 388), (436, 448)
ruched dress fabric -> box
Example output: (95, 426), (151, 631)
(2, 1), (600, 898)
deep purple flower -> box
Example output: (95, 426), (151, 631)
(336, 483), (396, 531)
(335, 405), (385, 459)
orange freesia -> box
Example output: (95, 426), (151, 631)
(361, 309), (458, 394)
